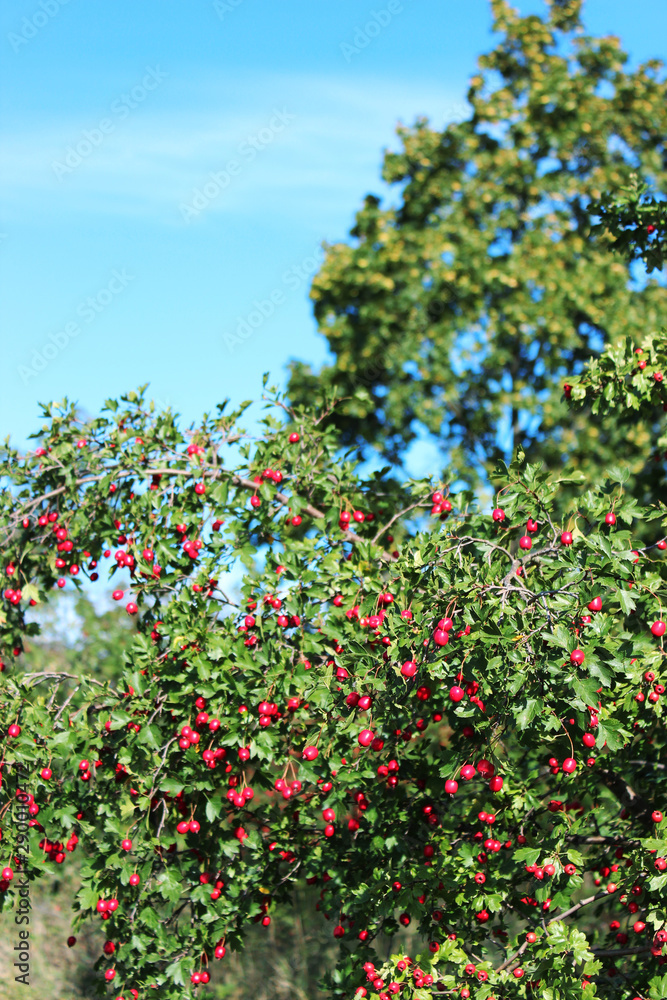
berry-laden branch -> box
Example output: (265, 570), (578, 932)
(4, 462), (396, 561)
(0, 375), (665, 1000)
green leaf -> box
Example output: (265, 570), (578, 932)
(77, 885), (99, 911)
(649, 974), (667, 1000)
(617, 587), (636, 614)
(205, 796), (223, 822)
(573, 677), (600, 710)
(159, 778), (185, 795)
(516, 698), (543, 730)
(514, 847), (541, 865)
(22, 583), (41, 604)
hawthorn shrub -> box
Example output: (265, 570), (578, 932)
(0, 375), (666, 1000)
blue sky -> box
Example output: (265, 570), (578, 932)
(1, 0), (666, 457)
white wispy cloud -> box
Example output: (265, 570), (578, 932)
(0, 71), (469, 222)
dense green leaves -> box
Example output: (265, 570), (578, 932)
(0, 378), (666, 999)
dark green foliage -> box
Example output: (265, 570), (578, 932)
(288, 0), (667, 489)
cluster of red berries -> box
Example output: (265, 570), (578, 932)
(430, 490), (453, 519)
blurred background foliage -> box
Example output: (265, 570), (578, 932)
(288, 0), (667, 502)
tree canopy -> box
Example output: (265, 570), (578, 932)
(288, 0), (667, 489)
